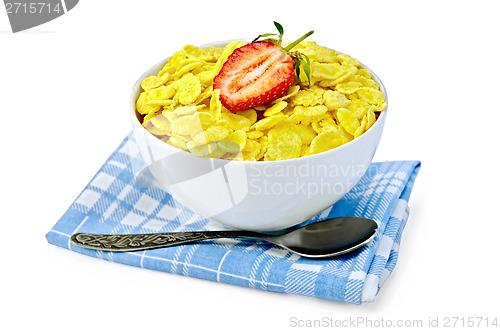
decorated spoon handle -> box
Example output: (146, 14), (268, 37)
(70, 231), (259, 252)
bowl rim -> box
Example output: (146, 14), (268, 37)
(130, 39), (388, 165)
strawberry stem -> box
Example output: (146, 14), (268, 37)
(283, 30), (314, 52)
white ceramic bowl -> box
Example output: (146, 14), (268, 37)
(129, 40), (387, 232)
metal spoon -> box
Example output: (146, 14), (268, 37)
(71, 216), (378, 259)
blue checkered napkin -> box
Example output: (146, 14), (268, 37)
(46, 133), (421, 304)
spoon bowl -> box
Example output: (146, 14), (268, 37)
(71, 216), (378, 259)
(265, 217), (378, 258)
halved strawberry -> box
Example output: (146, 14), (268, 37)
(214, 22), (313, 113)
(214, 41), (294, 113)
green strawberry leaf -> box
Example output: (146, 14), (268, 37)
(273, 21), (284, 37)
(294, 57), (302, 84)
(273, 21), (284, 46)
(302, 54), (311, 85)
(251, 33), (277, 43)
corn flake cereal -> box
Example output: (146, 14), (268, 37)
(136, 40), (385, 161)
(171, 73), (202, 105)
(336, 108), (360, 135)
(225, 130), (247, 150)
(209, 89), (222, 118)
(310, 127), (346, 154)
(336, 81), (363, 94)
(149, 85), (175, 101)
(265, 123), (301, 161)
(293, 105), (329, 122)
(167, 136), (188, 150)
(221, 112), (252, 131)
(141, 74), (169, 90)
(252, 115), (287, 131)
(246, 130), (263, 139)
(291, 86), (324, 106)
(173, 104), (198, 116)
(238, 109), (258, 125)
(150, 115), (171, 132)
(194, 125), (230, 144)
(263, 101), (288, 117)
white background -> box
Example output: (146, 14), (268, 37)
(1, 0), (499, 330)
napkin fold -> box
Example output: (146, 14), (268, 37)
(46, 133), (420, 304)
